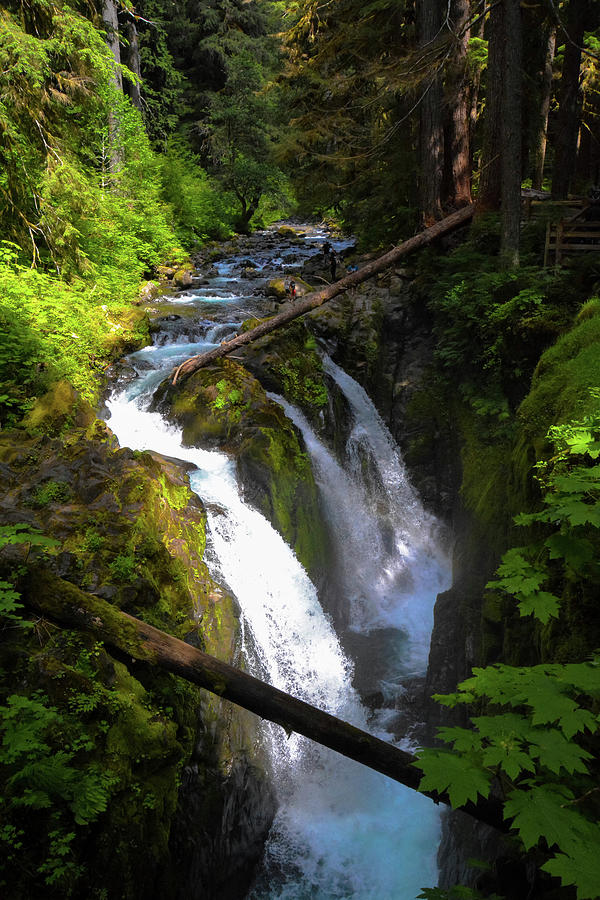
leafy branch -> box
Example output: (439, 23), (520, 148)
(416, 408), (600, 899)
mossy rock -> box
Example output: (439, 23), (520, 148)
(21, 380), (96, 436)
(265, 278), (287, 299)
(102, 306), (152, 357)
(235, 319), (329, 422)
(277, 225), (301, 238)
(154, 358), (330, 580)
(518, 307), (600, 454)
(173, 267), (193, 288)
(0, 415), (272, 898)
(139, 280), (161, 303)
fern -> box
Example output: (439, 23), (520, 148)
(0, 524), (59, 626)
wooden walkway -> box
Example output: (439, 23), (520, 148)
(544, 217), (600, 266)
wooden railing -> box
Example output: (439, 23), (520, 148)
(544, 217), (600, 266)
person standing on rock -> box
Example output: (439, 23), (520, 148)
(288, 279), (297, 301)
(329, 249), (338, 281)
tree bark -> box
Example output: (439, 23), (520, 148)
(23, 568), (508, 834)
(444, 0), (472, 208)
(125, 19), (142, 111)
(530, 27), (556, 190)
(170, 204), (476, 384)
(479, 1), (503, 209)
(551, 2), (587, 198)
(102, 0), (123, 92)
(417, 0), (444, 224)
(500, 0), (523, 267)
(101, 0), (123, 177)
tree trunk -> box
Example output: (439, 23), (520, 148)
(417, 0), (444, 224)
(530, 27), (556, 190)
(170, 204), (476, 384)
(125, 19), (142, 111)
(444, 0), (472, 208)
(102, 0), (123, 91)
(551, 2), (587, 198)
(22, 568), (508, 834)
(101, 0), (123, 177)
(478, 1), (504, 209)
(500, 0), (523, 267)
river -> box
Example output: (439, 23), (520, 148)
(105, 223), (451, 899)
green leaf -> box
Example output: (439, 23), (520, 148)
(503, 783), (576, 849)
(544, 533), (594, 571)
(554, 498), (600, 527)
(0, 523), (59, 549)
(516, 589), (560, 623)
(436, 726), (482, 753)
(527, 727), (593, 775)
(543, 846), (600, 900)
(414, 749), (492, 808)
(552, 465), (600, 493)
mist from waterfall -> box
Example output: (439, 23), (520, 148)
(104, 225), (449, 898)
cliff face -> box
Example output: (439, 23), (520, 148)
(293, 259), (600, 896)
(0, 381), (275, 900)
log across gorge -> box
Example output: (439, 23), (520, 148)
(171, 204), (476, 384)
(25, 568), (506, 835)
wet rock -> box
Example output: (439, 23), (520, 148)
(265, 278), (287, 299)
(139, 280), (161, 303)
(0, 409), (275, 899)
(152, 357), (331, 586)
(173, 267), (194, 288)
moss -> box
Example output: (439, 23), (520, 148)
(0, 406), (261, 897)
(519, 311), (600, 451)
(21, 380), (96, 436)
(450, 299), (600, 672)
(457, 404), (520, 552)
(239, 319), (329, 418)
(160, 356), (330, 580)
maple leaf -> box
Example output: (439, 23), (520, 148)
(414, 749), (492, 808)
(436, 726), (481, 753)
(516, 589), (560, 623)
(543, 847), (600, 900)
(503, 783), (576, 849)
(527, 727), (593, 775)
(544, 533), (594, 572)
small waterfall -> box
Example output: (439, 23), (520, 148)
(275, 360), (450, 677)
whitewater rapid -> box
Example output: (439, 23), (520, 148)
(105, 227), (449, 899)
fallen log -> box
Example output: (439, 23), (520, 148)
(171, 204), (476, 384)
(24, 568), (507, 833)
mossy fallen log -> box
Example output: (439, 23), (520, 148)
(23, 566), (507, 832)
(171, 204), (476, 385)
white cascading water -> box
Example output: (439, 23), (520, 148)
(320, 357), (451, 671)
(104, 228), (450, 898)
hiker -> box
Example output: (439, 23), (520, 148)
(322, 240), (332, 256)
(288, 279), (297, 301)
(328, 249), (337, 281)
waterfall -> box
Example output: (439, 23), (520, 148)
(316, 357), (451, 672)
(104, 224), (449, 899)
(271, 376), (449, 679)
(105, 350), (440, 900)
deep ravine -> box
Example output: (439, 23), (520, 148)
(106, 224), (451, 899)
